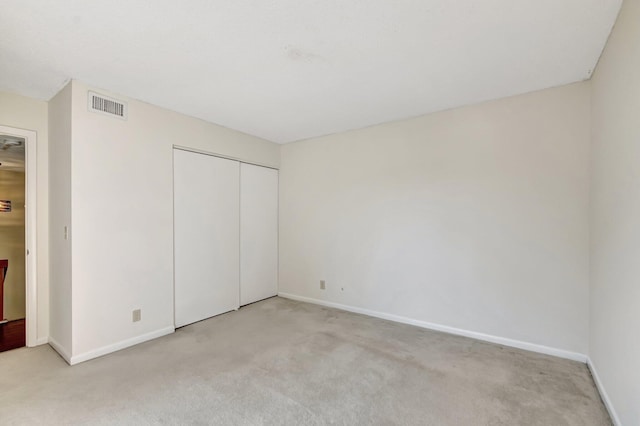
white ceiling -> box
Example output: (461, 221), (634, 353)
(0, 1), (621, 143)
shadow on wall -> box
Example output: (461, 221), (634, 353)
(0, 170), (25, 321)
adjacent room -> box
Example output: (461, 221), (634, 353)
(0, 135), (27, 352)
(0, 0), (638, 424)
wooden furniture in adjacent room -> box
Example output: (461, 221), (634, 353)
(0, 259), (7, 322)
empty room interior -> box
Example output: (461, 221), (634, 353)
(0, 0), (638, 424)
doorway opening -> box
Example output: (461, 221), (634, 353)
(0, 126), (37, 352)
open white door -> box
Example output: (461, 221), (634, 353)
(240, 163), (278, 306)
(174, 149), (240, 327)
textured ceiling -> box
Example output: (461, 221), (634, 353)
(0, 0), (621, 143)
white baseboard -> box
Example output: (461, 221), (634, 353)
(69, 326), (175, 365)
(278, 292), (587, 363)
(48, 337), (71, 364)
(36, 336), (49, 346)
(587, 358), (621, 425)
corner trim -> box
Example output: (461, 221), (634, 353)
(69, 326), (175, 365)
(48, 337), (71, 364)
(278, 292), (587, 362)
(587, 357), (621, 425)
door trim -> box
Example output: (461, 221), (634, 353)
(0, 125), (37, 347)
(173, 145), (279, 171)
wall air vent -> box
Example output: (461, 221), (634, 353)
(88, 91), (128, 120)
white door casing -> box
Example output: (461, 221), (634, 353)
(0, 125), (37, 346)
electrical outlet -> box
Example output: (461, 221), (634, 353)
(132, 309), (141, 322)
(320, 280), (326, 290)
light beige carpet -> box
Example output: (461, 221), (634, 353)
(0, 297), (610, 425)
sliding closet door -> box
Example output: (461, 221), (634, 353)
(240, 163), (278, 305)
(174, 149), (240, 327)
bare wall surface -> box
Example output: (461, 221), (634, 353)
(68, 80), (279, 361)
(590, 0), (640, 423)
(0, 171), (25, 320)
(0, 90), (49, 342)
(280, 82), (591, 356)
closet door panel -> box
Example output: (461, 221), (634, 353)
(174, 149), (240, 327)
(240, 163), (278, 305)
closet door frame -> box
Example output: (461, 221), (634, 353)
(172, 146), (278, 326)
(173, 146), (278, 171)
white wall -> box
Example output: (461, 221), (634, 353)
(66, 80), (279, 362)
(0, 171), (26, 320)
(280, 82), (590, 357)
(0, 90), (49, 344)
(48, 82), (73, 358)
(590, 0), (640, 423)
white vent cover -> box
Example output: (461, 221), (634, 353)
(88, 91), (128, 120)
